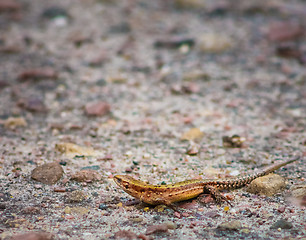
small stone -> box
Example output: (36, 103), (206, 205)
(186, 144), (199, 155)
(18, 97), (47, 113)
(143, 153), (151, 159)
(145, 223), (169, 235)
(31, 162), (64, 185)
(106, 76), (128, 84)
(277, 206), (286, 213)
(53, 187), (66, 192)
(71, 170), (102, 182)
(55, 142), (99, 157)
(154, 36), (195, 49)
(129, 216), (143, 223)
(275, 43), (302, 60)
(125, 167), (133, 173)
(81, 165), (100, 170)
(183, 71), (210, 82)
(267, 21), (303, 42)
(21, 206), (41, 215)
(109, 22), (131, 34)
(41, 6), (68, 19)
(9, 232), (54, 240)
(125, 151), (133, 157)
(218, 220), (242, 230)
(174, 0), (205, 9)
(165, 221), (176, 229)
(66, 190), (87, 203)
(290, 184), (306, 199)
(222, 135), (245, 148)
(204, 210), (220, 218)
(85, 101), (110, 117)
(98, 204), (108, 210)
(3, 117), (27, 129)
(18, 68), (58, 81)
(0, 80), (10, 89)
(64, 206), (88, 215)
(181, 128), (204, 142)
(114, 230), (138, 240)
(0, 0), (21, 12)
(247, 174), (286, 196)
(198, 33), (233, 53)
(289, 184), (306, 206)
(270, 219), (293, 229)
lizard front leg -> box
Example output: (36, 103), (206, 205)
(203, 185), (233, 206)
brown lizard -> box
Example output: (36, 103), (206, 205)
(114, 156), (299, 206)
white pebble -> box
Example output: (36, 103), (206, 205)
(125, 151), (133, 157)
(143, 153), (151, 159)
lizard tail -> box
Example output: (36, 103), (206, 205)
(219, 156), (300, 190)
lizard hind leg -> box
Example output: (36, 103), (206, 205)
(203, 185), (233, 207)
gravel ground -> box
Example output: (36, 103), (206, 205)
(0, 0), (305, 239)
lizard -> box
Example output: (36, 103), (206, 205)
(114, 156), (299, 207)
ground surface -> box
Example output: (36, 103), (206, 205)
(0, 0), (305, 239)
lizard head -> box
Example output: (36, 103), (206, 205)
(113, 175), (148, 198)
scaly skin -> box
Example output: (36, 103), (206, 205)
(114, 157), (299, 206)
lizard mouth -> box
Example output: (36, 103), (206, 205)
(113, 175), (122, 184)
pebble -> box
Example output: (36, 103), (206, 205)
(109, 22), (131, 34)
(125, 167), (133, 173)
(0, 80), (10, 89)
(217, 220), (242, 230)
(85, 101), (110, 117)
(81, 165), (100, 170)
(114, 230), (138, 240)
(21, 206), (41, 215)
(71, 170), (102, 182)
(181, 128), (204, 142)
(143, 153), (151, 159)
(41, 6), (68, 19)
(165, 221), (177, 229)
(55, 142), (99, 157)
(186, 144), (199, 155)
(9, 232), (54, 240)
(0, 0), (21, 12)
(267, 21), (303, 42)
(247, 173), (286, 196)
(98, 204), (108, 210)
(31, 162), (64, 185)
(64, 206), (89, 215)
(125, 150), (133, 157)
(174, 0), (205, 9)
(277, 206), (286, 213)
(290, 184), (306, 199)
(18, 97), (47, 113)
(204, 210), (220, 218)
(270, 219), (293, 229)
(183, 71), (210, 82)
(198, 33), (233, 53)
(18, 68), (58, 81)
(106, 75), (128, 84)
(129, 216), (143, 223)
(65, 190), (87, 203)
(53, 187), (66, 192)
(222, 135), (245, 148)
(3, 117), (27, 129)
(154, 36), (195, 49)
(145, 223), (169, 235)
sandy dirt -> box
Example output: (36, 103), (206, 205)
(0, 0), (305, 239)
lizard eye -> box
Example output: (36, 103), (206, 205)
(124, 184), (129, 189)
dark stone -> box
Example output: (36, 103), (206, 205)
(270, 219), (293, 229)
